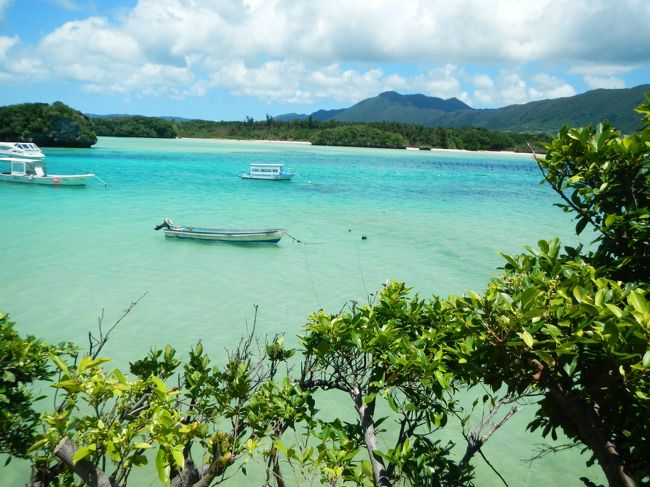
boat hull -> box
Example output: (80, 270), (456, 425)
(240, 173), (294, 180)
(163, 226), (286, 243)
(0, 173), (94, 186)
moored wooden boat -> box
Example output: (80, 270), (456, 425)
(154, 219), (286, 243)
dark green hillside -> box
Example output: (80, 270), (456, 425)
(435, 85), (649, 133)
(276, 85), (649, 134)
(332, 91), (470, 124)
(0, 101), (97, 147)
(310, 108), (346, 121)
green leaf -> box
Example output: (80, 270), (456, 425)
(604, 213), (616, 228)
(643, 350), (650, 369)
(106, 441), (120, 462)
(3, 370), (16, 383)
(72, 444), (95, 464)
(50, 354), (70, 375)
(113, 368), (127, 384)
(605, 303), (623, 319)
(171, 446), (184, 469)
(151, 376), (167, 394)
(155, 447), (169, 485)
(628, 291), (649, 315)
(520, 330), (534, 348)
(273, 439), (288, 455)
(54, 379), (83, 393)
(575, 216), (589, 235)
(361, 459), (373, 477)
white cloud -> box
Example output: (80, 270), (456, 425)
(529, 73), (576, 100)
(0, 35), (17, 61)
(583, 76), (626, 90)
(469, 71), (576, 107)
(571, 64), (634, 76)
(1, 0), (648, 107)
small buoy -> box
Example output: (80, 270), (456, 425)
(348, 229), (352, 232)
(53, 178), (60, 184)
(361, 235), (367, 240)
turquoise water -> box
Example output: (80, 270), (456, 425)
(0, 137), (603, 485)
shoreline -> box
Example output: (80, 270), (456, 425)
(182, 137), (534, 157)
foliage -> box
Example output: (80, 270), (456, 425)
(88, 113), (549, 152)
(28, 333), (303, 487)
(171, 116), (547, 152)
(0, 101), (98, 147)
(309, 124), (409, 148)
(536, 94), (650, 281)
(297, 282), (499, 486)
(92, 116), (178, 138)
(452, 240), (649, 485)
(0, 312), (68, 459)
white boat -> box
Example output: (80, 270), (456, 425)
(154, 219), (286, 243)
(0, 157), (95, 186)
(240, 163), (295, 181)
(0, 141), (45, 160)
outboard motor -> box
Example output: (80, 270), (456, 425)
(154, 219), (173, 231)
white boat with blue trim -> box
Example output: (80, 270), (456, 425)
(0, 142), (95, 186)
(240, 163), (295, 180)
(0, 157), (95, 186)
(154, 219), (286, 243)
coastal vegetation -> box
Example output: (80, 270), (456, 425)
(1, 99), (649, 487)
(91, 116), (177, 139)
(0, 102), (97, 148)
(93, 115), (549, 152)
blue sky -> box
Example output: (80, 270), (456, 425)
(1, 0), (649, 121)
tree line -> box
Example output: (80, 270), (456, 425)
(2, 99), (648, 486)
(0, 101), (548, 152)
(101, 115), (549, 152)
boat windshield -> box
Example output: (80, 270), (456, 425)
(17, 143), (39, 150)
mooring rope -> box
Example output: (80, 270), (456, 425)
(93, 175), (109, 187)
(285, 232), (303, 243)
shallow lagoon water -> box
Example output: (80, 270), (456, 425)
(0, 137), (604, 485)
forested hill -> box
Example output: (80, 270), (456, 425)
(0, 102), (97, 147)
(277, 85), (649, 134)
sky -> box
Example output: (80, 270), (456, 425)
(0, 0), (649, 121)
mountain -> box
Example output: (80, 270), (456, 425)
(276, 85), (649, 134)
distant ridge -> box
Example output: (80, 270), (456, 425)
(276, 85), (649, 133)
(86, 113), (193, 122)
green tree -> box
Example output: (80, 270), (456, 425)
(535, 95), (650, 281)
(0, 102), (97, 147)
(452, 96), (650, 486)
(0, 312), (67, 459)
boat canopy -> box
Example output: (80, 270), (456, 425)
(0, 157), (46, 176)
(249, 164), (284, 173)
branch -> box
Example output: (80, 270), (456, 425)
(53, 437), (116, 487)
(529, 144), (603, 236)
(89, 293), (148, 359)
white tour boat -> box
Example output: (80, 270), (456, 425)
(0, 141), (45, 160)
(240, 163), (296, 181)
(0, 142), (95, 186)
